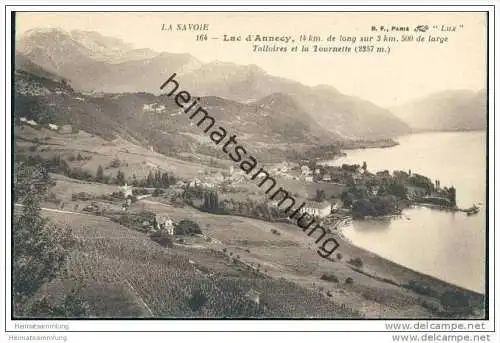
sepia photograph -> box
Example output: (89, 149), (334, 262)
(2, 4), (498, 341)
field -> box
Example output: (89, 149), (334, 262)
(42, 209), (364, 318)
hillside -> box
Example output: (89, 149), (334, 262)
(391, 90), (487, 132)
(14, 69), (339, 161)
(16, 28), (410, 139)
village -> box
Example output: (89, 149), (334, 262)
(52, 152), (468, 251)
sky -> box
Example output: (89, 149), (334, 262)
(16, 12), (487, 107)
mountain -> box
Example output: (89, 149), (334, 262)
(15, 52), (67, 83)
(16, 28), (410, 139)
(68, 29), (158, 63)
(178, 61), (410, 139)
(16, 28), (202, 92)
(391, 90), (487, 131)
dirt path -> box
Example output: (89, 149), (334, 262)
(124, 279), (154, 317)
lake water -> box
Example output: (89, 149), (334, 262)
(324, 131), (486, 293)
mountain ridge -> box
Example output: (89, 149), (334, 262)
(391, 89), (487, 132)
(16, 27), (411, 139)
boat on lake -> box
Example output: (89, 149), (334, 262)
(464, 205), (480, 216)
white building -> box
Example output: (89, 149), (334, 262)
(48, 123), (59, 131)
(156, 215), (175, 235)
(305, 176), (314, 183)
(121, 183), (133, 198)
(300, 201), (332, 218)
(301, 165), (311, 176)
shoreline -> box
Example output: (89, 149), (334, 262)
(337, 211), (484, 297)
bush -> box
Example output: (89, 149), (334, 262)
(109, 158), (121, 168)
(320, 273), (339, 283)
(347, 257), (363, 268)
(270, 228), (281, 236)
(188, 289), (208, 312)
(71, 192), (93, 201)
(150, 230), (174, 248)
(114, 211), (156, 233)
(440, 290), (471, 314)
(401, 280), (439, 298)
(336, 253), (343, 260)
(174, 219), (202, 235)
(152, 188), (164, 197)
(345, 277), (354, 285)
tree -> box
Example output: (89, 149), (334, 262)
(362, 161), (368, 172)
(13, 162), (87, 317)
(116, 170), (126, 185)
(95, 165), (104, 183)
(315, 189), (326, 202)
(188, 289), (207, 312)
(448, 186), (457, 207)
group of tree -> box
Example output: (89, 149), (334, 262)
(350, 196), (399, 219)
(133, 169), (176, 188)
(201, 191), (220, 213)
(440, 186), (457, 207)
(185, 186), (287, 222)
(341, 164), (361, 173)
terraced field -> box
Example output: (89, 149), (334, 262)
(44, 211), (364, 318)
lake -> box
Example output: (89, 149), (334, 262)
(324, 131), (486, 293)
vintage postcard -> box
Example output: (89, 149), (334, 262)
(3, 4), (497, 341)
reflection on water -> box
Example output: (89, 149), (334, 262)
(327, 131), (486, 293)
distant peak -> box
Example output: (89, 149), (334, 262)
(313, 84), (340, 94)
(22, 27), (69, 37)
(203, 60), (267, 75)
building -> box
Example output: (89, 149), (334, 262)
(304, 176), (313, 183)
(322, 174), (332, 182)
(245, 288), (260, 305)
(156, 215), (175, 235)
(300, 201), (332, 218)
(121, 183), (133, 198)
(331, 199), (344, 211)
(300, 165), (311, 176)
(189, 178), (201, 188)
(279, 161), (289, 173)
(48, 123), (59, 131)
(189, 178), (215, 189)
